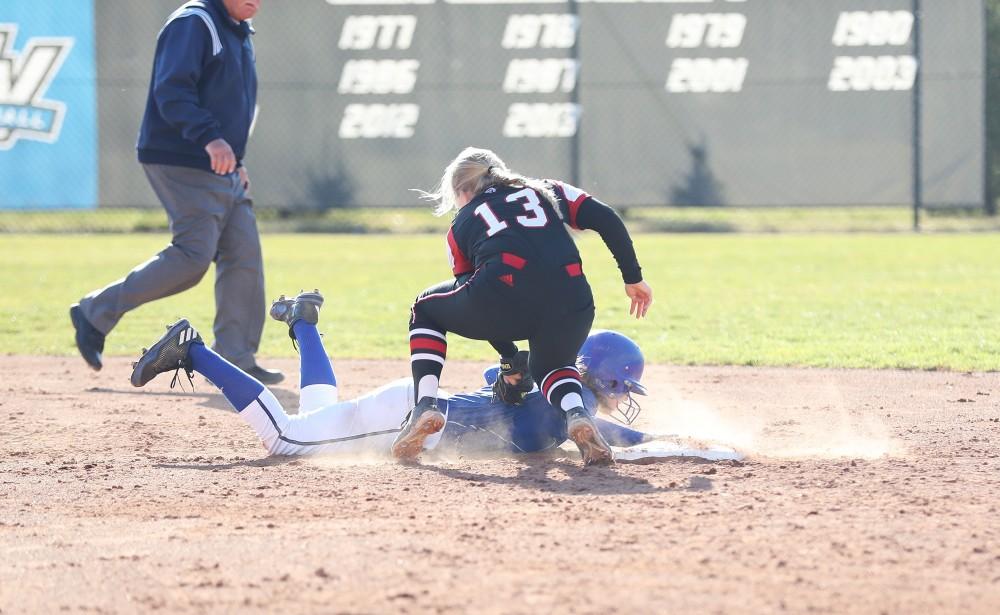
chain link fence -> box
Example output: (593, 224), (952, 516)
(0, 0), (993, 230)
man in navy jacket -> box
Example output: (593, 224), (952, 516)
(71, 0), (282, 384)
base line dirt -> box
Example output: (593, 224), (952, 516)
(2, 356), (999, 614)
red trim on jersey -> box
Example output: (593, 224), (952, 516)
(447, 227), (473, 276)
(565, 263), (583, 277)
(550, 180), (590, 230)
(567, 197), (587, 230)
(410, 338), (447, 354)
(498, 273), (514, 287)
(541, 368), (581, 397)
(501, 252), (527, 270)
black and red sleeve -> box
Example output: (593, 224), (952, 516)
(548, 180), (590, 230)
(445, 226), (474, 277)
(550, 180), (643, 284)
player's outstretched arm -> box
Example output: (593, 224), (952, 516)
(594, 416), (655, 447)
(573, 197), (652, 319)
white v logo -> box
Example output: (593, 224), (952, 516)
(0, 25), (73, 149)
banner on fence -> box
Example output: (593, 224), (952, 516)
(0, 1), (97, 209)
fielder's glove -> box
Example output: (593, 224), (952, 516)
(492, 350), (534, 405)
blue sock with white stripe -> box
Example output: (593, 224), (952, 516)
(292, 320), (336, 388)
(189, 343), (264, 412)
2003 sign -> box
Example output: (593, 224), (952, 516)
(828, 55), (917, 92)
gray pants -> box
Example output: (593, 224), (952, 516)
(79, 163), (265, 369)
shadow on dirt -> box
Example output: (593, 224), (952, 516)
(152, 454), (716, 495)
(153, 456), (304, 471)
(412, 456), (715, 496)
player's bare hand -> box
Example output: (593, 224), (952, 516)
(205, 138), (237, 175)
(625, 281), (653, 319)
(238, 166), (251, 194)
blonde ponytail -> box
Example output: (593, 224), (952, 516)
(415, 147), (561, 219)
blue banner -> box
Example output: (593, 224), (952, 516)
(0, 1), (97, 209)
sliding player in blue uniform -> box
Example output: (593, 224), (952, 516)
(442, 338), (649, 455)
(129, 290), (656, 459)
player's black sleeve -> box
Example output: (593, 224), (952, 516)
(574, 197), (643, 284)
(490, 340), (519, 357)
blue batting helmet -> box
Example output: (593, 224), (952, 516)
(578, 330), (648, 425)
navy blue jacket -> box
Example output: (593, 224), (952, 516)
(137, 0), (257, 172)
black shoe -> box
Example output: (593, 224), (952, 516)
(69, 304), (105, 371)
(269, 290), (324, 340)
(244, 364), (284, 385)
(130, 319), (202, 388)
(566, 407), (614, 466)
(391, 397), (446, 461)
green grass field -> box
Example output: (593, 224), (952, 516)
(3, 233), (1000, 370)
(4, 205), (1000, 234)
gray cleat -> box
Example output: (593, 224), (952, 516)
(269, 289), (324, 340)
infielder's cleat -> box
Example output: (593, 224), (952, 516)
(566, 407), (614, 466)
(130, 319), (202, 388)
(69, 304), (105, 371)
(269, 290), (324, 339)
(391, 397), (445, 462)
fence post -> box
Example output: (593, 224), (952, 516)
(912, 0), (923, 231)
(985, 0), (996, 215)
(569, 0), (581, 187)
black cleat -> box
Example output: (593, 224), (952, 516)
(130, 319), (202, 388)
(269, 290), (324, 340)
(70, 304), (105, 371)
(244, 363), (284, 385)
(391, 397), (446, 462)
(566, 407), (615, 466)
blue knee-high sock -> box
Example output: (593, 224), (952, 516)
(293, 321), (337, 389)
(189, 343), (264, 412)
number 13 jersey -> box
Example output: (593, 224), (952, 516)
(445, 180), (643, 286)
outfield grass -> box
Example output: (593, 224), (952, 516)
(3, 233), (999, 370)
(3, 206), (1000, 234)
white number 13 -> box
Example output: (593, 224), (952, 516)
(473, 188), (549, 237)
(511, 188), (547, 227)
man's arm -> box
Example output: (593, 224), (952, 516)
(152, 19), (224, 149)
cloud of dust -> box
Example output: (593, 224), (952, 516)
(303, 450), (390, 468)
(640, 381), (898, 460)
(295, 378), (900, 466)
(293, 434), (401, 468)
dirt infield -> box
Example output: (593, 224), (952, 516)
(2, 356), (999, 614)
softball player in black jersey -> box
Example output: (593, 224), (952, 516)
(393, 147), (653, 465)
